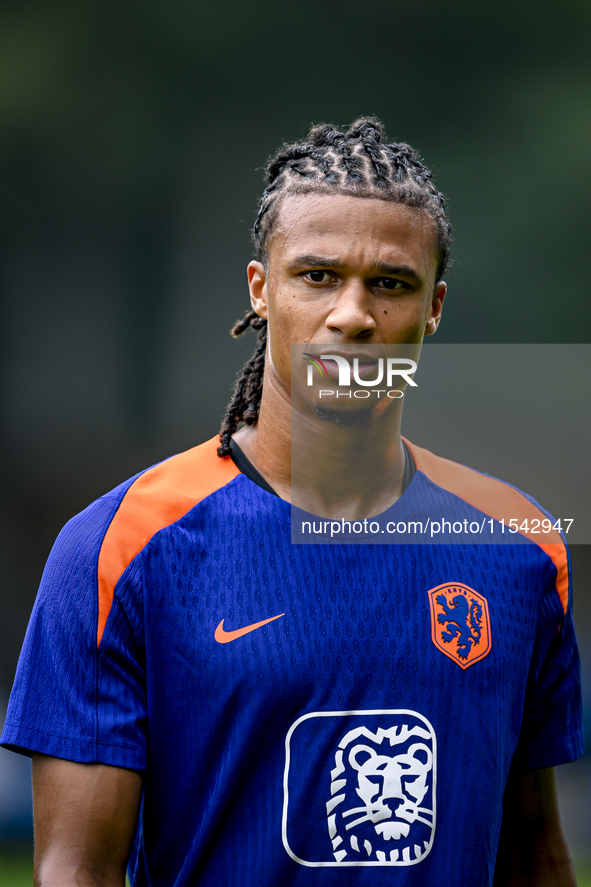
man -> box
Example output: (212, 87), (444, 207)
(1, 118), (583, 886)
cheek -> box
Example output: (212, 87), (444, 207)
(384, 298), (430, 329)
(269, 297), (316, 345)
(265, 309), (297, 378)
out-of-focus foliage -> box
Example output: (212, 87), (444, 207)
(0, 0), (590, 339)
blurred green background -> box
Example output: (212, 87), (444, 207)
(0, 0), (589, 880)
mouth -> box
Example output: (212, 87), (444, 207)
(321, 359), (347, 382)
(323, 361), (378, 383)
(304, 350), (380, 384)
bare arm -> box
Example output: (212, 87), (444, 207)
(32, 753), (142, 887)
(494, 765), (576, 886)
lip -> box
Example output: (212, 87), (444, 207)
(313, 350), (383, 383)
(311, 349), (382, 363)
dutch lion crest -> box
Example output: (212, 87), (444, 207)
(428, 583), (491, 669)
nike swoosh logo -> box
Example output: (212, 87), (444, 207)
(214, 613), (285, 644)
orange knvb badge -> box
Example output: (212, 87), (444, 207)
(428, 583), (491, 669)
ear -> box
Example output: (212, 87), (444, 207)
(247, 261), (268, 320)
(424, 281), (446, 336)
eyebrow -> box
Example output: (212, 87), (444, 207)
(289, 255), (421, 281)
(289, 254), (344, 269)
(369, 263), (420, 281)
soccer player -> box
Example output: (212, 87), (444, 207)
(1, 119), (583, 886)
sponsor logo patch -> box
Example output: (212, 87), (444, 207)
(283, 710), (436, 867)
(428, 583), (491, 669)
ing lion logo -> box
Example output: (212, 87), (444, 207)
(327, 723), (435, 865)
(428, 583), (491, 669)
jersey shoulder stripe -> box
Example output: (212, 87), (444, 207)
(404, 438), (569, 613)
(97, 437), (239, 646)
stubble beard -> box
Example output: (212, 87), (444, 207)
(311, 401), (378, 427)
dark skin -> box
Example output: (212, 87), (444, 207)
(494, 766), (576, 886)
(32, 754), (141, 886)
(33, 193), (576, 886)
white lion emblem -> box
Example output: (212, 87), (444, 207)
(326, 723), (435, 864)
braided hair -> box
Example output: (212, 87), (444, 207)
(217, 117), (451, 457)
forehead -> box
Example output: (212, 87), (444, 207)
(268, 192), (438, 279)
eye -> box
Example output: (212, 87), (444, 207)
(303, 270), (333, 283)
(375, 277), (407, 291)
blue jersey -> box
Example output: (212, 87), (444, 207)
(1, 437), (583, 886)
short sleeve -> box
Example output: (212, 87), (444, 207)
(516, 548), (584, 769)
(0, 490), (147, 770)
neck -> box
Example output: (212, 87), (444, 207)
(232, 370), (407, 519)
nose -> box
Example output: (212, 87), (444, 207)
(324, 279), (376, 339)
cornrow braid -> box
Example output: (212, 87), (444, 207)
(361, 140), (390, 188)
(217, 310), (267, 457)
(254, 117), (450, 280)
(218, 117), (451, 457)
(340, 140), (364, 183)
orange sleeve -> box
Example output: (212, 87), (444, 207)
(404, 438), (569, 614)
(96, 437), (240, 646)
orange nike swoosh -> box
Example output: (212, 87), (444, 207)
(214, 613), (285, 644)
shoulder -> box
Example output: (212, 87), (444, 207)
(404, 438), (570, 614)
(99, 436), (239, 640)
(61, 437), (239, 554)
(47, 437), (240, 646)
(97, 436), (239, 551)
(405, 438), (554, 521)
